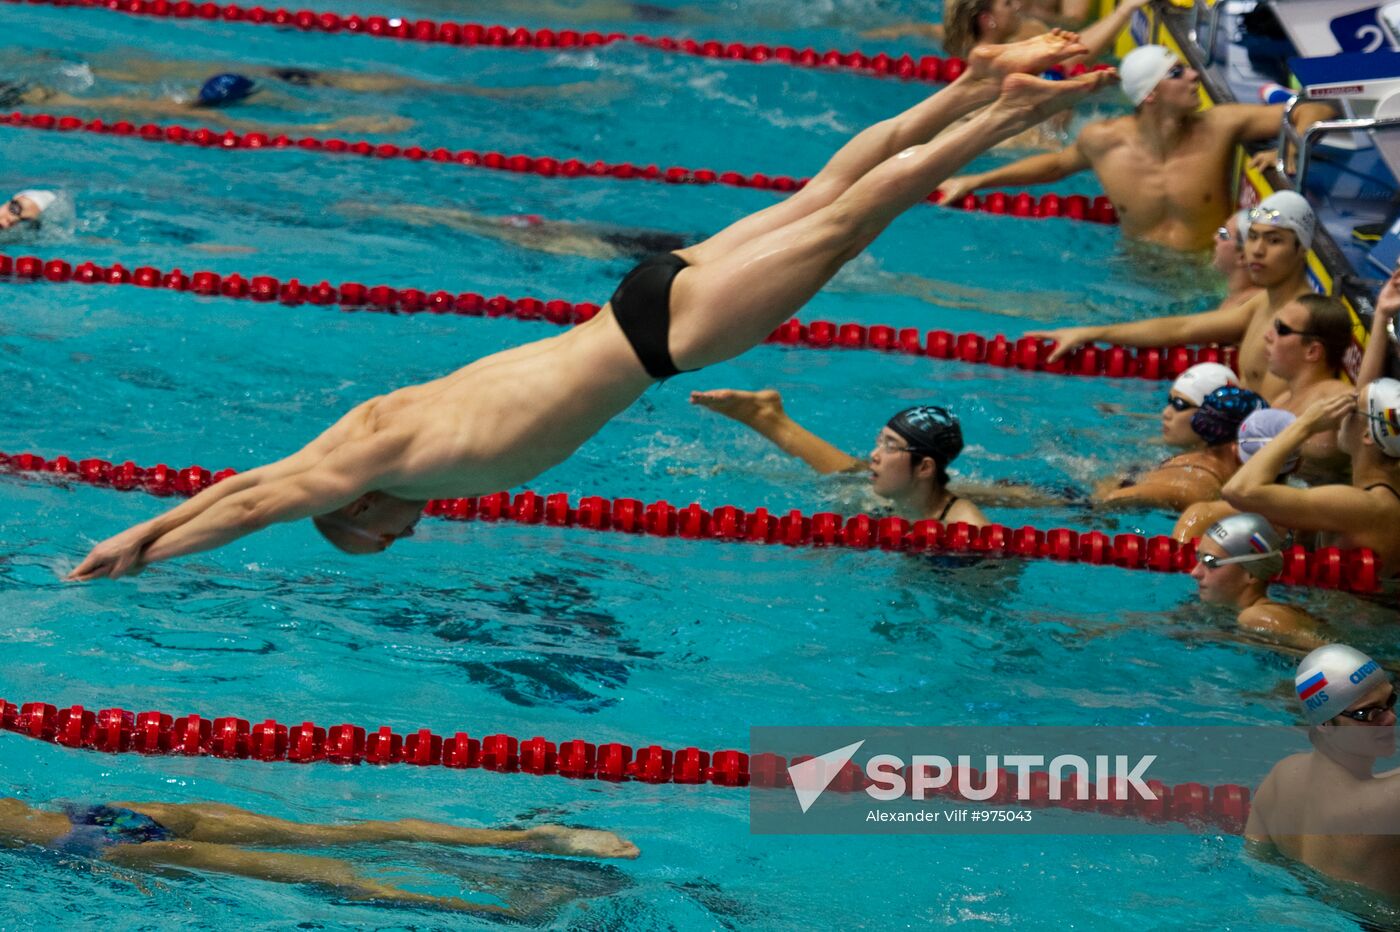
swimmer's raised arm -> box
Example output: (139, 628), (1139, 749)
(1028, 298), (1257, 362)
(1357, 267), (1400, 391)
(935, 138), (1091, 203)
(1072, 0), (1149, 62)
(1222, 393), (1364, 532)
(690, 389), (863, 474)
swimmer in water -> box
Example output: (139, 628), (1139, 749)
(1029, 191), (1322, 399)
(1096, 382), (1268, 511)
(335, 202), (691, 263)
(1189, 512), (1322, 648)
(1223, 268), (1400, 578)
(64, 33), (1120, 579)
(0, 73), (413, 136)
(1260, 294), (1355, 484)
(90, 57), (619, 102)
(0, 189), (57, 231)
(937, 47), (1335, 251)
(1173, 408), (1298, 541)
(689, 390), (990, 526)
(0, 797), (637, 914)
(1246, 644), (1400, 898)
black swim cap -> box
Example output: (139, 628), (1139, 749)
(887, 405), (963, 463)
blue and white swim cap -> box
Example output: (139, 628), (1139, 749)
(1192, 386), (1268, 446)
(1296, 643), (1389, 725)
(197, 73), (257, 107)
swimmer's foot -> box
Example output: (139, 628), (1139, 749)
(514, 825), (640, 860)
(689, 388), (785, 428)
(988, 70), (1119, 129)
(963, 30), (1089, 90)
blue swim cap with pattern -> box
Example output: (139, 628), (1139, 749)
(197, 73), (257, 107)
(1191, 386), (1268, 446)
(887, 405), (963, 463)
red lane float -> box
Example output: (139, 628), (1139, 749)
(7, 0), (1113, 88)
(0, 696), (1251, 831)
(0, 251), (1225, 379)
(0, 111), (1119, 224)
(0, 450), (1378, 592)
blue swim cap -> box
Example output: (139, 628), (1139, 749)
(887, 405), (963, 464)
(1191, 386), (1268, 446)
(197, 73), (257, 107)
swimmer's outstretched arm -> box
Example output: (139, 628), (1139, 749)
(935, 134), (1092, 204)
(1072, 0), (1149, 62)
(1094, 469), (1213, 512)
(690, 389), (863, 474)
(1222, 393), (1370, 532)
(1027, 298), (1256, 363)
(67, 424), (399, 580)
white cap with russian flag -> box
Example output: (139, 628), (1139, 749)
(1296, 644), (1389, 725)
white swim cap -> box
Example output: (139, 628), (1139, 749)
(1204, 512), (1284, 580)
(13, 189), (57, 213)
(1233, 207), (1251, 242)
(1120, 45), (1178, 106)
(1237, 408), (1299, 472)
(1171, 362), (1239, 406)
(1296, 643), (1389, 725)
(1366, 377), (1400, 458)
(1248, 190), (1316, 251)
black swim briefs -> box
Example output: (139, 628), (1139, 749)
(608, 251), (693, 380)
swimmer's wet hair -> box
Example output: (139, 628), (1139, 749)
(1296, 294), (1353, 374)
(944, 0), (995, 59)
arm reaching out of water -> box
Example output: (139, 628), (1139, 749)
(690, 389), (863, 473)
(1026, 297), (1257, 363)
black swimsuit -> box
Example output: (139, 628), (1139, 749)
(1365, 482), (1400, 502)
(609, 252), (692, 380)
(936, 495), (959, 521)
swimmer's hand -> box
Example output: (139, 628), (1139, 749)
(1297, 391), (1357, 436)
(1024, 325), (1101, 363)
(67, 525), (154, 581)
(1247, 149), (1278, 173)
(690, 388), (786, 427)
(1375, 266), (1400, 323)
(934, 175), (983, 206)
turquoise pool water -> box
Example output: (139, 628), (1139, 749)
(2, 1), (1396, 928)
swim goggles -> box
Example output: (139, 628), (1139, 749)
(1197, 550), (1279, 570)
(1165, 63), (1186, 80)
(875, 435), (918, 455)
(1167, 396), (1196, 412)
(1272, 318), (1320, 339)
(1335, 689), (1398, 723)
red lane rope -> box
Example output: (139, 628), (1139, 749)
(0, 251), (1224, 380)
(14, 0), (986, 85)
(0, 697), (1252, 831)
(0, 111), (1121, 225)
(4, 450), (1379, 592)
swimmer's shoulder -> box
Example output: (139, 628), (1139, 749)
(1075, 117), (1131, 157)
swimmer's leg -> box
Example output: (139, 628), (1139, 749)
(679, 31), (1091, 266)
(103, 840), (503, 914)
(121, 803), (638, 858)
(668, 72), (1115, 369)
